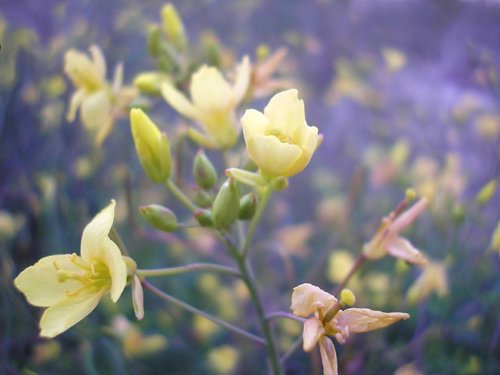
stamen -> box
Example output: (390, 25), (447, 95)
(267, 129), (293, 144)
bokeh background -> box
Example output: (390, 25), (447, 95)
(1, 0), (499, 374)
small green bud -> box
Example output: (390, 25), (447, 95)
(340, 289), (356, 306)
(147, 25), (163, 58)
(238, 193), (258, 220)
(194, 190), (213, 208)
(452, 203), (466, 225)
(212, 179), (240, 229)
(271, 176), (288, 191)
(161, 3), (188, 51)
(193, 150), (218, 190)
(133, 72), (170, 95)
(475, 179), (497, 205)
(139, 204), (178, 232)
(195, 209), (214, 227)
(130, 108), (172, 183)
(405, 188), (416, 202)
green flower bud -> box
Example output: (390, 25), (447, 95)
(475, 179), (497, 205)
(271, 176), (288, 191)
(147, 25), (163, 58)
(161, 3), (188, 51)
(139, 204), (178, 232)
(130, 108), (172, 183)
(238, 193), (258, 220)
(212, 179), (240, 229)
(133, 72), (170, 95)
(193, 150), (218, 190)
(194, 190), (213, 208)
(195, 209), (214, 227)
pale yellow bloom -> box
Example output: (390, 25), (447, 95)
(14, 200), (129, 338)
(241, 89), (320, 178)
(407, 261), (448, 304)
(363, 198), (429, 265)
(161, 57), (250, 149)
(291, 283), (409, 375)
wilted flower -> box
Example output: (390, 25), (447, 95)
(14, 200), (131, 338)
(241, 89), (320, 178)
(161, 57), (250, 149)
(291, 283), (409, 375)
(362, 198), (429, 265)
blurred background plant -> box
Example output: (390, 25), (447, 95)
(1, 0), (499, 374)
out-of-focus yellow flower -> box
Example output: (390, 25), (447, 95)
(407, 261), (448, 304)
(130, 108), (172, 183)
(363, 198), (429, 265)
(490, 221), (500, 253)
(241, 89), (320, 178)
(381, 47), (407, 72)
(65, 45), (111, 131)
(394, 363), (425, 375)
(161, 57), (250, 149)
(207, 345), (239, 375)
(291, 283), (409, 375)
(14, 200), (130, 338)
(475, 179), (497, 205)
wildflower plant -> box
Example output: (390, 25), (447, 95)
(11, 4), (448, 375)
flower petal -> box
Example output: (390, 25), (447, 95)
(303, 317), (325, 351)
(66, 89), (86, 122)
(81, 200), (116, 263)
(80, 89), (111, 132)
(246, 135), (302, 178)
(264, 89), (305, 139)
(190, 66), (232, 112)
(14, 255), (82, 307)
(385, 236), (428, 265)
(389, 198), (428, 235)
(241, 109), (270, 140)
(99, 237), (127, 302)
(39, 288), (105, 338)
(161, 82), (200, 120)
(334, 308), (409, 334)
(89, 45), (107, 83)
(232, 55), (251, 105)
(319, 336), (338, 375)
(291, 283), (338, 317)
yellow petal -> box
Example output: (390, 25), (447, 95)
(81, 200), (116, 263)
(241, 109), (270, 140)
(246, 135), (302, 177)
(99, 237), (127, 302)
(232, 56), (251, 105)
(39, 288), (105, 338)
(385, 236), (428, 265)
(66, 89), (86, 122)
(319, 336), (338, 375)
(389, 198), (428, 235)
(263, 89), (305, 139)
(303, 317), (325, 351)
(161, 82), (199, 120)
(334, 308), (409, 334)
(89, 45), (106, 83)
(14, 255), (81, 307)
(190, 66), (232, 112)
(291, 283), (338, 317)
(80, 89), (111, 132)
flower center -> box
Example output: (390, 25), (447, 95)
(53, 253), (110, 296)
(266, 128), (293, 144)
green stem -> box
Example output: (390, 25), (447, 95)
(221, 234), (283, 375)
(241, 186), (272, 258)
(165, 179), (198, 213)
(265, 312), (305, 324)
(137, 263), (241, 278)
(142, 280), (265, 346)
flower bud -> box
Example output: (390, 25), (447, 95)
(238, 193), (258, 220)
(212, 179), (240, 229)
(340, 289), (356, 306)
(130, 108), (172, 183)
(123, 256), (137, 276)
(132, 274), (144, 320)
(271, 176), (289, 191)
(133, 72), (170, 95)
(147, 25), (163, 58)
(193, 150), (217, 190)
(194, 190), (213, 208)
(405, 188), (416, 202)
(139, 204), (178, 232)
(195, 209), (214, 227)
(161, 3), (188, 51)
(475, 179), (497, 205)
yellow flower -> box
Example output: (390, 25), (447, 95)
(161, 57), (250, 149)
(407, 261), (448, 304)
(65, 45), (111, 131)
(14, 200), (128, 338)
(291, 283), (409, 375)
(362, 198), (429, 265)
(241, 89), (320, 178)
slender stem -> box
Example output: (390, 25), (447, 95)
(137, 263), (241, 278)
(334, 254), (367, 295)
(142, 280), (265, 346)
(165, 179), (198, 213)
(220, 235), (283, 375)
(241, 186), (272, 259)
(265, 312), (305, 324)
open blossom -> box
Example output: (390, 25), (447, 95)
(291, 283), (409, 375)
(241, 89), (320, 178)
(362, 198), (429, 265)
(14, 200), (131, 338)
(161, 57), (250, 149)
